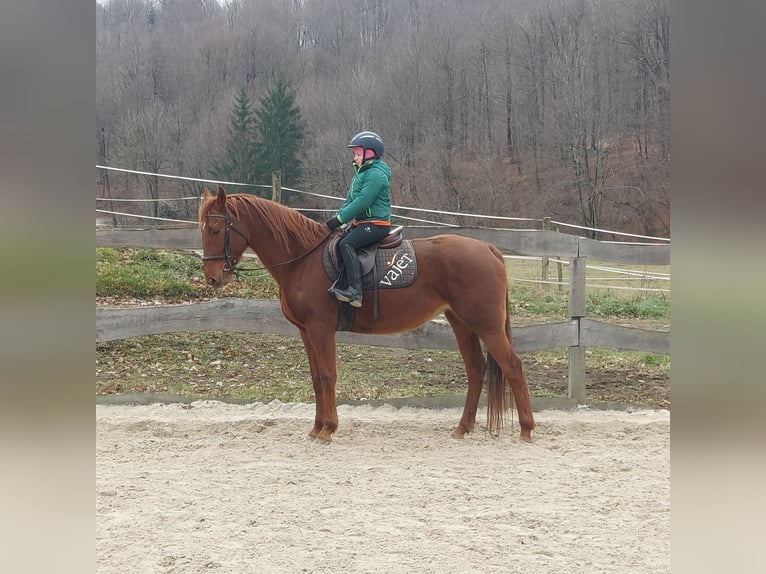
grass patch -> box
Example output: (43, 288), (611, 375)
(509, 285), (669, 320)
(96, 248), (280, 301)
(510, 287), (569, 318)
(587, 293), (669, 318)
(96, 248), (201, 299)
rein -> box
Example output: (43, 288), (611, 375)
(203, 209), (331, 278)
(234, 233), (331, 278)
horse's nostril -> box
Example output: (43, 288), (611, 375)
(207, 277), (216, 285)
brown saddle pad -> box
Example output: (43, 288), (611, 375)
(323, 238), (418, 291)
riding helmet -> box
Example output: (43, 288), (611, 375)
(347, 131), (384, 159)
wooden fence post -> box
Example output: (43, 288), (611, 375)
(568, 255), (587, 404)
(271, 171), (282, 204)
(541, 217), (551, 293)
(555, 224), (564, 293)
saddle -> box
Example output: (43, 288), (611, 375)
(326, 225), (404, 275)
(323, 226), (418, 330)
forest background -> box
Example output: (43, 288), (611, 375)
(96, 0), (669, 238)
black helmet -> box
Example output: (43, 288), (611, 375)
(347, 131), (384, 159)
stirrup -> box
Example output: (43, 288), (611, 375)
(334, 287), (362, 307)
(327, 277), (346, 300)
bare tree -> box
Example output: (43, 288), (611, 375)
(115, 101), (177, 217)
(619, 0), (670, 160)
(517, 10), (548, 194)
(545, 1), (616, 236)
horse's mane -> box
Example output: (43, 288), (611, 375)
(200, 193), (325, 253)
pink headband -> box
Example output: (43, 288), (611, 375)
(352, 146), (376, 161)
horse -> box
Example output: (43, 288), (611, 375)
(199, 186), (535, 443)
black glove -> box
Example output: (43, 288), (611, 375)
(326, 216), (341, 231)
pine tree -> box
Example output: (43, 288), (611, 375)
(253, 78), (306, 187)
(212, 88), (259, 190)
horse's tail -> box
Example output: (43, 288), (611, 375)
(485, 292), (514, 436)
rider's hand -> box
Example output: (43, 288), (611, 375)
(326, 216), (341, 231)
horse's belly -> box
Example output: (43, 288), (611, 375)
(350, 294), (446, 334)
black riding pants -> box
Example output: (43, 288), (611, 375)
(338, 222), (390, 285)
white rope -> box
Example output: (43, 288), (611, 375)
(582, 284), (670, 293)
(509, 277), (670, 294)
(550, 219), (670, 242)
(96, 165), (270, 190)
(96, 209), (196, 225)
(391, 204), (539, 223)
(96, 164), (671, 242)
(392, 214), (458, 227)
(96, 196), (199, 202)
(579, 276), (670, 282)
(510, 278), (568, 286)
(279, 185), (344, 202)
(95, 207), (455, 228)
(502, 255), (542, 261)
(587, 264), (670, 279)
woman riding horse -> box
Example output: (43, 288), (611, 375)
(326, 131), (391, 308)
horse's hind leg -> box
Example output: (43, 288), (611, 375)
(482, 332), (535, 441)
(445, 310), (486, 438)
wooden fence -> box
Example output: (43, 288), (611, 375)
(96, 225), (669, 404)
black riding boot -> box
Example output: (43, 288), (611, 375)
(333, 244), (363, 307)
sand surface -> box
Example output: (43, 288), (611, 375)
(97, 401), (669, 573)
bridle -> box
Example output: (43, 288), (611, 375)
(201, 210), (250, 272)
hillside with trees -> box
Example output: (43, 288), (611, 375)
(96, 0), (669, 238)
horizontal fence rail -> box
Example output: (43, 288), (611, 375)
(96, 299), (668, 355)
(96, 225), (670, 405)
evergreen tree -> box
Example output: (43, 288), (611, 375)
(212, 88), (259, 190)
(254, 78), (306, 187)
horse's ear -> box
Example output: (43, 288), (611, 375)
(203, 187), (213, 200)
(216, 186), (227, 206)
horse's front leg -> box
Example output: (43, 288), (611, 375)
(299, 328), (339, 442)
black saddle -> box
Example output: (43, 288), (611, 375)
(326, 225), (404, 275)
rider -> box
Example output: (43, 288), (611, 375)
(326, 131), (392, 307)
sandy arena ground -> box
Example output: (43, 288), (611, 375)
(97, 401), (669, 573)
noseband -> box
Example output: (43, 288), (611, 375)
(202, 211), (250, 272)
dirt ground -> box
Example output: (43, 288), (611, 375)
(96, 401), (669, 573)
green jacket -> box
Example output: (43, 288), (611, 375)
(334, 159), (391, 225)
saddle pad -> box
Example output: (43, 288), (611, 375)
(323, 240), (418, 291)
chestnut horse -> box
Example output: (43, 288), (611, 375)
(199, 186), (534, 442)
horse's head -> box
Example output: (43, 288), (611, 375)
(199, 186), (249, 287)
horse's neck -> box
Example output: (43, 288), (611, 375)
(241, 199), (320, 273)
(241, 205), (290, 266)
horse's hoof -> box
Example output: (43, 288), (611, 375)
(315, 429), (334, 442)
(520, 431), (533, 443)
(451, 428), (467, 439)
